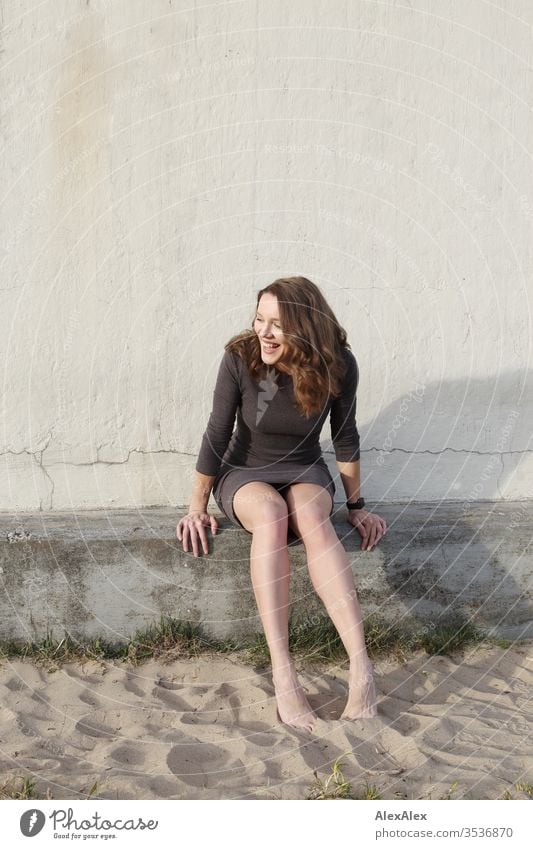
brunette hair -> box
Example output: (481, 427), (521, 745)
(225, 276), (352, 417)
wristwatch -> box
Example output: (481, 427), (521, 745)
(346, 497), (365, 510)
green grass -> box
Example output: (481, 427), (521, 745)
(440, 780), (460, 799)
(502, 781), (533, 800)
(491, 638), (514, 650)
(2, 769), (531, 802)
(0, 618), (242, 668)
(364, 612), (487, 661)
(307, 756), (356, 799)
(418, 616), (484, 657)
(354, 780), (382, 800)
(243, 617), (345, 667)
(0, 775), (40, 799)
(0, 610), (519, 670)
(0, 775), (103, 800)
(308, 756), (382, 800)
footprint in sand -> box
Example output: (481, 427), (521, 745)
(3, 678), (26, 692)
(107, 744), (146, 766)
(74, 714), (117, 740)
(167, 740), (230, 788)
(152, 688), (195, 712)
(122, 671), (147, 698)
(342, 718), (405, 775)
(179, 683), (243, 727)
(371, 722), (427, 769)
(78, 689), (100, 707)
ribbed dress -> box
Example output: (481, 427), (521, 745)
(195, 346), (361, 542)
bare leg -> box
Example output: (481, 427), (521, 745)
(232, 482), (317, 732)
(285, 484), (377, 719)
(306, 526), (377, 719)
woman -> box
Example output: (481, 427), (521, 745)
(176, 276), (387, 732)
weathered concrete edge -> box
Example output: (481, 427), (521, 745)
(1, 502), (532, 643)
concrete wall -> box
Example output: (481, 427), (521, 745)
(1, 503), (532, 643)
(1, 0), (531, 512)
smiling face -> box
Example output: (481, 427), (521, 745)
(253, 292), (291, 371)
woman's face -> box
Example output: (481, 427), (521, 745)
(253, 293), (290, 369)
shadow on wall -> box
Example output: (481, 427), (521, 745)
(326, 370), (531, 638)
(217, 369), (533, 643)
(325, 368), (531, 505)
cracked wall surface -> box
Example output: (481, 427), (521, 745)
(1, 1), (532, 511)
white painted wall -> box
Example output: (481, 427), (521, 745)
(1, 0), (531, 512)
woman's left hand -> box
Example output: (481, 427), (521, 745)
(347, 508), (387, 551)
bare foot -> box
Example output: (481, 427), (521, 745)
(340, 662), (378, 720)
(272, 659), (318, 732)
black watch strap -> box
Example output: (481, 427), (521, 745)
(346, 497), (365, 510)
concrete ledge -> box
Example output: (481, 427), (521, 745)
(1, 501), (532, 644)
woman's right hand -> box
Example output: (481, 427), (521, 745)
(176, 510), (219, 557)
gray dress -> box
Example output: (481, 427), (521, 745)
(195, 347), (361, 543)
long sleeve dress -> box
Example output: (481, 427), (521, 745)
(195, 346), (361, 540)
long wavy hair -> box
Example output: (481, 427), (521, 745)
(225, 276), (352, 417)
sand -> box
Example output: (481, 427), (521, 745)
(0, 643), (532, 800)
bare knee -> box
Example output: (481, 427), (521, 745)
(252, 499), (289, 535)
(233, 483), (289, 534)
(291, 503), (333, 538)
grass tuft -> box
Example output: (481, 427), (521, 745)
(307, 756), (354, 799)
(354, 780), (382, 800)
(363, 614), (420, 662)
(0, 610), (504, 671)
(0, 775), (102, 800)
(289, 617), (345, 660)
(440, 780), (460, 799)
(0, 618), (242, 668)
(418, 616), (484, 657)
(307, 756), (383, 800)
(0, 775), (52, 800)
(515, 781), (533, 798)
